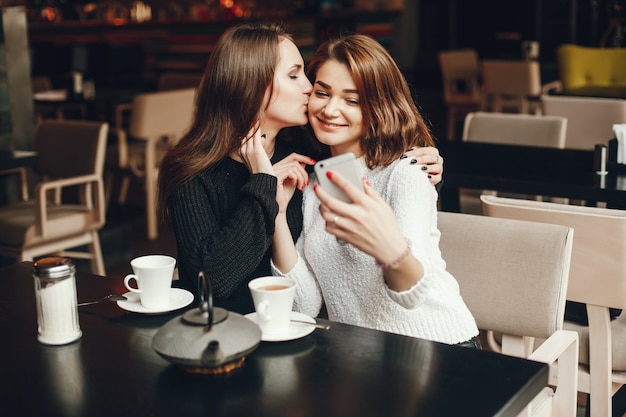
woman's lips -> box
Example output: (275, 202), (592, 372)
(316, 117), (345, 129)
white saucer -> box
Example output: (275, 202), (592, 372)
(244, 311), (316, 342)
(117, 288), (194, 314)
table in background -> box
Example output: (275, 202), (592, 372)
(438, 140), (626, 211)
(33, 89), (89, 121)
(0, 149), (37, 171)
(0, 261), (548, 417)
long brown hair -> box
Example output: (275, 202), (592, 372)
(158, 22), (292, 221)
(306, 34), (434, 169)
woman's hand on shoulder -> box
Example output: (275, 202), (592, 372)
(273, 153), (315, 191)
(403, 146), (443, 185)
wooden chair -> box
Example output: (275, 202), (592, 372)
(480, 59), (543, 114)
(438, 211), (578, 417)
(540, 95), (626, 150)
(0, 167), (29, 201)
(481, 195), (626, 417)
(0, 120), (109, 275)
(438, 49), (482, 140)
(458, 111), (568, 214)
(110, 88), (196, 240)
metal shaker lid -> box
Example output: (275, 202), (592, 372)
(33, 257), (75, 279)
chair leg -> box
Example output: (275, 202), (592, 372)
(145, 139), (159, 240)
(587, 305), (613, 417)
(90, 231), (106, 276)
(118, 176), (130, 205)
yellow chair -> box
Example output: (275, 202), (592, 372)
(439, 211), (578, 417)
(0, 120), (109, 275)
(481, 195), (626, 417)
(557, 44), (626, 92)
(438, 49), (482, 140)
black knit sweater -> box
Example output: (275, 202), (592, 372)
(168, 139), (304, 314)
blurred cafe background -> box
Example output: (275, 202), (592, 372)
(1, 0), (621, 146)
(0, 0), (624, 270)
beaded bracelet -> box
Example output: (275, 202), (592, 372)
(376, 243), (411, 269)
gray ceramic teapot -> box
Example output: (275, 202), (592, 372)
(152, 272), (261, 374)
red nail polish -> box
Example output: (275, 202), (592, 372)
(310, 159), (316, 164)
(313, 184), (318, 191)
(306, 180), (310, 186)
(326, 171), (334, 179)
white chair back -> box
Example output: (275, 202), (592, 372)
(462, 111), (567, 148)
(481, 194), (626, 417)
(438, 211), (578, 417)
(541, 95), (626, 150)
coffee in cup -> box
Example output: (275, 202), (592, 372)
(124, 255), (176, 309)
(248, 276), (296, 335)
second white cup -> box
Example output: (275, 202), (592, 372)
(124, 255), (176, 309)
(248, 276), (296, 335)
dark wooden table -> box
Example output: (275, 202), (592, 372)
(438, 140), (626, 211)
(0, 261), (548, 417)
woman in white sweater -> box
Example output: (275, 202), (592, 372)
(271, 34), (479, 347)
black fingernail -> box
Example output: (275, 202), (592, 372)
(421, 165), (428, 171)
(428, 174), (432, 179)
(410, 159), (418, 164)
(400, 154), (408, 159)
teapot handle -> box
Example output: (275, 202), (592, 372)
(198, 271), (214, 330)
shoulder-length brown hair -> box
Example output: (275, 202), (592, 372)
(306, 34), (434, 169)
(158, 22), (292, 221)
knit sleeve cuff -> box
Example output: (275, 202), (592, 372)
(271, 255), (323, 317)
(245, 173), (277, 192)
(384, 271), (433, 309)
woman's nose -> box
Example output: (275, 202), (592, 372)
(322, 100), (340, 116)
(303, 79), (312, 94)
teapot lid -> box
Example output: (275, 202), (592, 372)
(152, 272), (261, 373)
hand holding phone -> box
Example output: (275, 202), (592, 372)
(314, 153), (364, 203)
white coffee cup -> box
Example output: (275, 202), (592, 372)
(248, 276), (296, 335)
(123, 255), (176, 309)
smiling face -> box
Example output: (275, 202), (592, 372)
(308, 59), (363, 157)
(261, 38), (313, 137)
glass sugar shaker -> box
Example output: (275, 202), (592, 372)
(33, 257), (82, 345)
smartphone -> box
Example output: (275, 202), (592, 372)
(314, 152), (364, 203)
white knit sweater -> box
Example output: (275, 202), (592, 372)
(272, 156), (478, 345)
